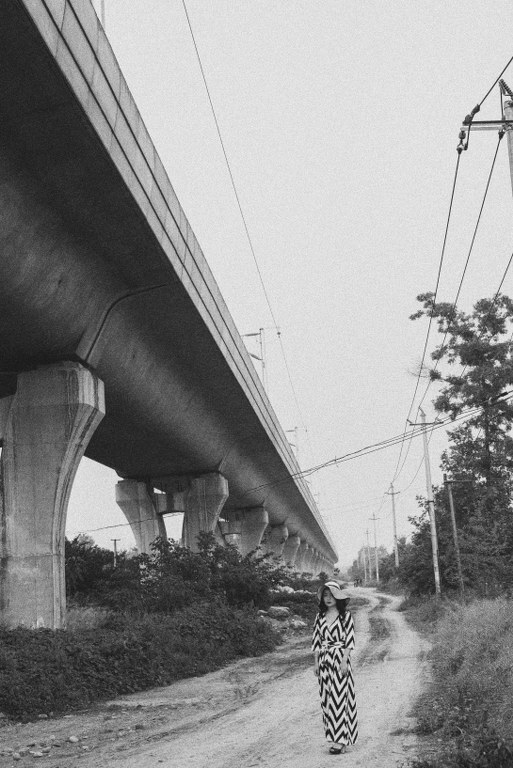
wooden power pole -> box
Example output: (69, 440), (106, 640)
(444, 474), (467, 599)
(365, 529), (372, 582)
(419, 409), (441, 595)
(111, 538), (119, 568)
(369, 512), (380, 584)
(386, 483), (400, 567)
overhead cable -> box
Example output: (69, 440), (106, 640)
(246, 396), (510, 496)
(416, 131), (505, 415)
(479, 53), (513, 109)
(390, 151), (463, 486)
(180, 0), (314, 463)
(394, 117), (505, 492)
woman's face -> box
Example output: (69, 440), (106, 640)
(322, 588), (336, 607)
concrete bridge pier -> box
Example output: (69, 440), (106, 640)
(0, 362), (105, 629)
(261, 523), (289, 561)
(295, 540), (308, 572)
(218, 517), (241, 547)
(311, 551), (322, 576)
(223, 507), (269, 556)
(115, 479), (167, 554)
(182, 473), (229, 551)
(305, 545), (318, 574)
(303, 546), (313, 573)
(282, 533), (301, 567)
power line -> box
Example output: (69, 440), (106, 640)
(245, 396), (508, 496)
(394, 109), (508, 492)
(391, 151), (463, 486)
(71, 397), (506, 540)
(416, 131), (505, 415)
(181, 0), (314, 465)
(479, 54), (513, 108)
(180, 1), (279, 332)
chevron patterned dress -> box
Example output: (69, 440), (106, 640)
(312, 610), (358, 747)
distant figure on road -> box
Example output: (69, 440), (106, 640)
(312, 581), (358, 754)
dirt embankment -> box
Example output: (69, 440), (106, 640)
(0, 589), (430, 767)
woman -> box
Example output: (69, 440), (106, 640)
(312, 581), (358, 754)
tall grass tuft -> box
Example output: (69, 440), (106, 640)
(413, 598), (513, 767)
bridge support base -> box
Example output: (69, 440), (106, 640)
(261, 524), (289, 561)
(296, 540), (309, 573)
(115, 480), (167, 554)
(0, 363), (105, 629)
(182, 473), (229, 551)
(282, 533), (301, 567)
(224, 507), (269, 556)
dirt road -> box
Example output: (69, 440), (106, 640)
(0, 589), (429, 767)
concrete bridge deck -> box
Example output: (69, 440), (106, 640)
(0, 0), (337, 628)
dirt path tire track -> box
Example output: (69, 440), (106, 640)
(0, 590), (430, 767)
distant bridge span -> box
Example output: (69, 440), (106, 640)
(0, 0), (337, 628)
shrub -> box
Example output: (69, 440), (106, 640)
(0, 601), (281, 721)
(65, 605), (113, 631)
(65, 535), (115, 598)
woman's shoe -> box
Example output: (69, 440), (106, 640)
(329, 746), (343, 754)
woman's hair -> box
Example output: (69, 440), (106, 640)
(318, 593), (349, 616)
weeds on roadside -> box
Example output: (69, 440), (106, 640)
(409, 598), (513, 768)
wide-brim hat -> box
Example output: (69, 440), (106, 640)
(317, 581), (349, 601)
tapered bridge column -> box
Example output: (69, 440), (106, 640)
(296, 540), (309, 572)
(262, 524), (289, 561)
(182, 473), (229, 551)
(0, 363), (105, 629)
(224, 507), (269, 556)
(115, 480), (167, 554)
(282, 533), (301, 567)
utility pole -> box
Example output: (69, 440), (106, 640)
(111, 538), (119, 568)
(369, 513), (380, 583)
(502, 85), (513, 191)
(386, 483), (400, 567)
(443, 474), (466, 599)
(362, 546), (368, 583)
(365, 529), (372, 582)
(460, 80), (513, 188)
(100, 0), (106, 27)
(419, 409), (441, 596)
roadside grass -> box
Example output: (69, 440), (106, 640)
(398, 594), (450, 632)
(404, 597), (513, 768)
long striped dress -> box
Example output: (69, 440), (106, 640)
(311, 610), (358, 747)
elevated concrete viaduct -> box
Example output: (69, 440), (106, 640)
(0, 0), (337, 628)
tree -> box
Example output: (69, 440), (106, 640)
(411, 292), (513, 482)
(407, 293), (513, 593)
(65, 534), (115, 598)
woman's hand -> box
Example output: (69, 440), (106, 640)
(314, 662), (320, 677)
(339, 656), (349, 675)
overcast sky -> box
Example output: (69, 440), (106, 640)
(68, 0), (513, 568)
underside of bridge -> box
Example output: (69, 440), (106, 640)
(0, 0), (337, 628)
